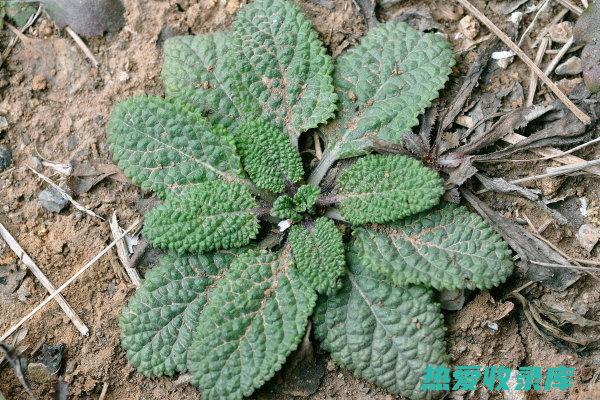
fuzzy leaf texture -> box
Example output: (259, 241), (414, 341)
(292, 184), (320, 213)
(271, 185), (321, 221)
(353, 204), (514, 290)
(188, 249), (316, 400)
(161, 0), (337, 144)
(119, 251), (238, 376)
(337, 155), (444, 225)
(314, 250), (447, 400)
(271, 195), (301, 222)
(235, 119), (303, 193)
(289, 218), (346, 294)
(321, 22), (454, 160)
(143, 181), (259, 253)
(107, 95), (244, 198)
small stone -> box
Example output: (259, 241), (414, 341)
(577, 224), (600, 253)
(37, 343), (65, 375)
(459, 15), (479, 40)
(117, 71), (130, 82)
(0, 146), (12, 172)
(27, 362), (56, 385)
(0, 116), (7, 132)
(556, 77), (583, 95)
(106, 280), (117, 296)
(549, 21), (574, 44)
(325, 360), (337, 372)
(39, 187), (69, 213)
(555, 57), (582, 76)
(66, 135), (78, 151)
(29, 155), (43, 171)
(31, 74), (47, 91)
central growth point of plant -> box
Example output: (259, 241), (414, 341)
(107, 1), (514, 399)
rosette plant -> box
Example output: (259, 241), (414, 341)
(107, 1), (514, 399)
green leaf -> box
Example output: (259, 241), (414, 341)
(353, 204), (514, 290)
(271, 194), (301, 222)
(4, 2), (38, 27)
(271, 185), (321, 221)
(162, 33), (257, 129)
(162, 0), (337, 145)
(337, 154), (443, 225)
(107, 95), (245, 198)
(321, 22), (454, 160)
(119, 251), (239, 376)
(289, 218), (346, 294)
(232, 0), (337, 144)
(188, 249), (317, 400)
(292, 184), (320, 213)
(314, 250), (447, 400)
(143, 181), (260, 253)
(235, 119), (303, 193)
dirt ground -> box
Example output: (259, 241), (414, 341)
(1, 0), (600, 399)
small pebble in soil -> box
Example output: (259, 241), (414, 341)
(39, 187), (69, 213)
(31, 74), (48, 91)
(0, 116), (8, 132)
(37, 343), (66, 375)
(577, 224), (600, 253)
(29, 155), (43, 171)
(458, 15), (479, 40)
(556, 56), (583, 76)
(0, 146), (12, 172)
(549, 21), (574, 44)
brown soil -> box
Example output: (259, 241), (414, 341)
(1, 0), (600, 399)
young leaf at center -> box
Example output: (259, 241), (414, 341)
(288, 218), (346, 295)
(235, 118), (304, 193)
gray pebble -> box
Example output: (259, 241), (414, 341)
(29, 156), (43, 171)
(555, 56), (583, 76)
(0, 146), (12, 172)
(39, 187), (69, 213)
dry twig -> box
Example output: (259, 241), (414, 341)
(519, 0), (551, 46)
(0, 222), (89, 336)
(544, 36), (575, 76)
(502, 133), (600, 177)
(456, 0), (591, 125)
(0, 220), (141, 342)
(527, 37), (550, 107)
(109, 212), (141, 287)
(99, 382), (109, 400)
(65, 26), (100, 67)
(555, 0), (584, 15)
